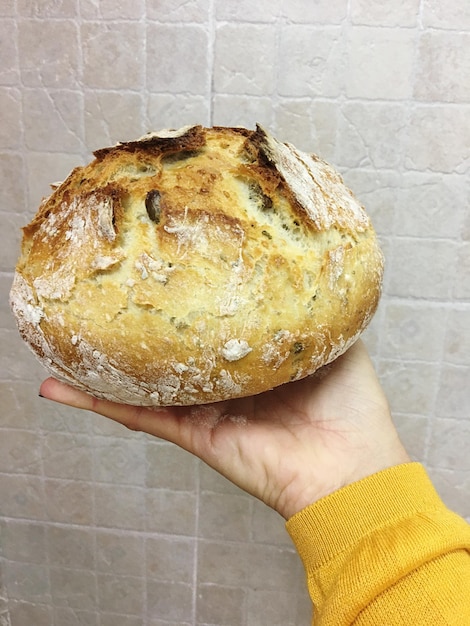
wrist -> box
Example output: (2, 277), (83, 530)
(277, 439), (410, 520)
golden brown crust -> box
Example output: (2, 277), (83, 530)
(10, 125), (383, 406)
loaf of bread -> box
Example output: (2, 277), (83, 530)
(10, 125), (383, 406)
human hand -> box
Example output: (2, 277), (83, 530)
(39, 340), (409, 519)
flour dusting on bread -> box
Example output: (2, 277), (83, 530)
(10, 125), (383, 406)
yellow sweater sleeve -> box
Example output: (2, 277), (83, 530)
(286, 463), (470, 625)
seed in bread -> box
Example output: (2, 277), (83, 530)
(10, 125), (383, 406)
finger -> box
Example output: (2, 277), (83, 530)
(39, 377), (191, 446)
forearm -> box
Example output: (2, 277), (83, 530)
(286, 463), (470, 625)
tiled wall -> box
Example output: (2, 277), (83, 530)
(1, 1), (469, 624)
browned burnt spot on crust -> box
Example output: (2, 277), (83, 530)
(92, 125), (207, 160)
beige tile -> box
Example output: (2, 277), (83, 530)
(100, 615), (142, 626)
(273, 99), (338, 160)
(212, 95), (273, 131)
(9, 600), (54, 626)
(23, 88), (84, 152)
(42, 432), (93, 480)
(18, 19), (79, 88)
(198, 541), (301, 589)
(44, 479), (94, 525)
(4, 561), (49, 602)
(147, 94), (209, 130)
(405, 105), (470, 173)
(415, 32), (470, 104)
(393, 172), (467, 239)
(50, 567), (97, 611)
(146, 580), (193, 622)
(146, 442), (198, 490)
(198, 492), (252, 541)
(346, 27), (415, 100)
(377, 359), (439, 416)
(310, 101), (339, 162)
(0, 586), (6, 612)
(215, 24), (276, 96)
(94, 436), (146, 486)
(444, 309), (470, 366)
(25, 151), (83, 210)
(278, 26), (342, 98)
(146, 536), (194, 583)
(436, 364), (470, 419)
(273, 99), (315, 153)
(0, 19), (19, 85)
(81, 22), (145, 90)
(39, 397), (92, 434)
(381, 302), (447, 361)
(462, 210), (470, 242)
(246, 589), (300, 626)
(84, 90), (145, 151)
(336, 102), (407, 169)
(251, 500), (291, 546)
(427, 467), (470, 521)
(94, 483), (146, 530)
(0, 153), (26, 213)
(0, 0), (15, 15)
(97, 573), (145, 615)
(393, 414), (428, 462)
(342, 168), (399, 236)
(0, 558), (12, 610)
(199, 461), (246, 496)
(454, 243), (470, 300)
(0, 381), (45, 430)
(197, 583), (245, 625)
(0, 213), (25, 272)
(0, 429), (41, 474)
(216, 0), (281, 22)
(387, 238), (456, 300)
(0, 474), (45, 520)
(0, 88), (21, 149)
(17, 0), (78, 17)
(81, 0), (144, 19)
(296, 591), (314, 624)
(52, 607), (99, 626)
(1, 520), (46, 563)
(147, 24), (209, 94)
(148, 0), (210, 22)
(428, 417), (470, 472)
(147, 618), (191, 626)
(47, 525), (95, 569)
(0, 276), (16, 330)
(422, 0), (470, 31)
(96, 530), (145, 576)
(145, 488), (197, 536)
(351, 0), (420, 25)
(281, 0), (347, 23)
(0, 329), (41, 381)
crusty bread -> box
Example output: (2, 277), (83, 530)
(10, 125), (383, 406)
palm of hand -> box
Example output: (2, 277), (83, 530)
(177, 341), (394, 518)
(40, 340), (405, 518)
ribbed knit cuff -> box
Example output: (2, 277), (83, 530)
(285, 462), (443, 569)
